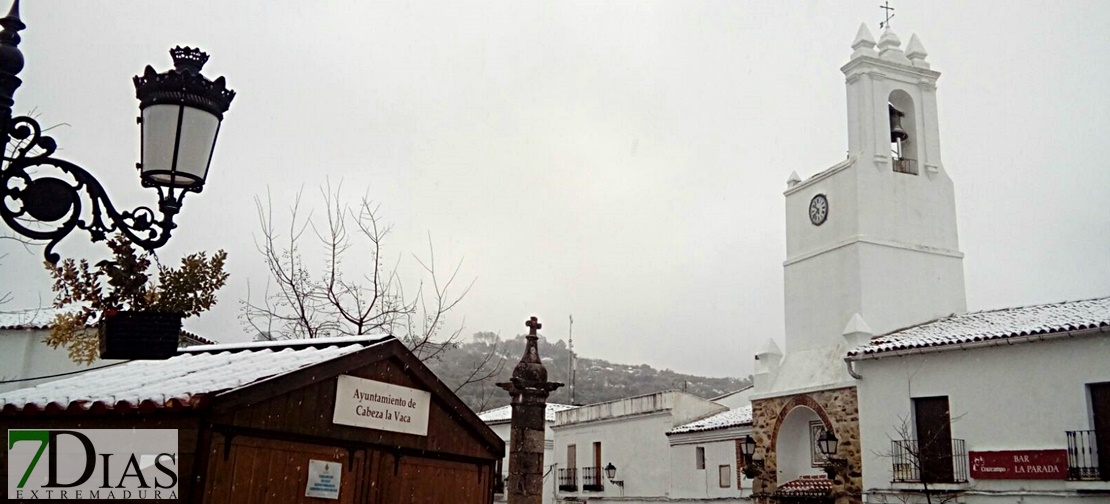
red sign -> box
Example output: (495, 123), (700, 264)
(969, 450), (1068, 480)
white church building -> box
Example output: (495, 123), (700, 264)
(743, 17), (1109, 504)
(746, 20), (964, 504)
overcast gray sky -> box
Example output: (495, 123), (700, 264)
(2, 1), (1108, 379)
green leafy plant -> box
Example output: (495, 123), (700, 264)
(45, 234), (228, 364)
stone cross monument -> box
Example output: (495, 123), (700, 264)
(498, 316), (563, 504)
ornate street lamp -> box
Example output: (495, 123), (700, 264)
(817, 429), (849, 479)
(817, 429), (839, 458)
(0, 0), (234, 262)
(740, 434), (765, 479)
(604, 462), (624, 488)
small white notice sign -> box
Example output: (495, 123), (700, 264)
(332, 375), (432, 436)
(305, 459), (341, 499)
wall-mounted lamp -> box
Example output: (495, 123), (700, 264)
(603, 462), (624, 488)
(739, 434), (765, 479)
(816, 429), (850, 479)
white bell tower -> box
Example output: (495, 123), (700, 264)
(782, 24), (966, 353)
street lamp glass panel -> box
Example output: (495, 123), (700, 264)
(742, 435), (756, 457)
(174, 106), (219, 186)
(817, 430), (838, 456)
(140, 104), (178, 184)
(604, 463), (617, 480)
(140, 104), (219, 189)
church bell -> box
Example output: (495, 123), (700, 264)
(888, 103), (909, 142)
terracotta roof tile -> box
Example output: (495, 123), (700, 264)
(772, 475), (833, 498)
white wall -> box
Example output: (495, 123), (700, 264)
(775, 406), (826, 483)
(0, 329), (122, 394)
(554, 412), (675, 500)
(855, 334), (1110, 502)
(668, 430), (749, 500)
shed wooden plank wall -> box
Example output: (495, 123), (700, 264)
(212, 353), (500, 460)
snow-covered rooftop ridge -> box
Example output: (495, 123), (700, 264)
(477, 403), (577, 423)
(848, 296), (1110, 358)
(180, 334), (392, 353)
(710, 384), (754, 402)
(0, 306), (82, 330)
(668, 404), (753, 435)
(0, 337), (390, 413)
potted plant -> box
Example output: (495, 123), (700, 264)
(45, 234), (228, 362)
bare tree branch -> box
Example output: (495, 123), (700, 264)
(240, 183), (479, 377)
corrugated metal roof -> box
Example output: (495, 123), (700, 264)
(0, 335), (391, 414)
(668, 404), (752, 435)
(848, 296), (1110, 358)
(477, 403), (577, 423)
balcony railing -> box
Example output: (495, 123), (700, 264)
(558, 467), (578, 492)
(581, 466), (604, 491)
(893, 157), (918, 175)
(891, 438), (968, 484)
(1067, 430), (1103, 481)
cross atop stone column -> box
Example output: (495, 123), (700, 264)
(498, 315), (563, 504)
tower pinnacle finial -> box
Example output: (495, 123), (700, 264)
(879, 1), (895, 30)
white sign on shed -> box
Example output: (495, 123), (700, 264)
(332, 374), (431, 436)
(305, 459), (341, 499)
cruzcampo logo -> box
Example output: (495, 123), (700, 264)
(7, 429), (178, 500)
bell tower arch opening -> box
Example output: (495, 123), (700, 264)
(888, 89), (917, 175)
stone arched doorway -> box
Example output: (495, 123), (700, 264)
(774, 404), (829, 483)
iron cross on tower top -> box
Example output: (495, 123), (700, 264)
(526, 316), (542, 335)
(879, 1), (895, 29)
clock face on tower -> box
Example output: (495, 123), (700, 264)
(809, 194), (828, 226)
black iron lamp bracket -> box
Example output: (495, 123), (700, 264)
(1, 115), (181, 263)
(0, 1), (233, 263)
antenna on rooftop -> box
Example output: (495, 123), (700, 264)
(879, 1), (895, 29)
(568, 314), (576, 404)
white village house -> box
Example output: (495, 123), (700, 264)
(666, 404), (754, 503)
(848, 297), (1110, 503)
(479, 402), (577, 504)
(551, 389), (756, 504)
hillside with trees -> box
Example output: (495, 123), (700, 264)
(426, 332), (751, 413)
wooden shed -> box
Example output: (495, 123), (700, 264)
(1, 335), (504, 503)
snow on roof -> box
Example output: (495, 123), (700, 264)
(0, 308), (219, 347)
(477, 403), (577, 423)
(0, 335), (392, 414)
(668, 404), (752, 435)
(710, 384), (754, 401)
(848, 296), (1110, 358)
(0, 307), (80, 330)
(180, 334), (389, 353)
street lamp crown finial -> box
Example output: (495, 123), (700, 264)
(170, 46), (209, 74)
